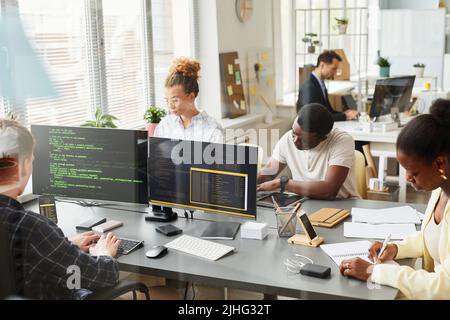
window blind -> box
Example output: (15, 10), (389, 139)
(2, 0), (188, 129)
(102, 0), (148, 129)
(151, 0), (174, 108)
(17, 0), (92, 127)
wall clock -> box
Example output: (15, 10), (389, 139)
(236, 0), (253, 23)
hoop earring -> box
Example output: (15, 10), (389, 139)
(439, 169), (448, 181)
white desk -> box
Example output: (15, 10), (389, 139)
(334, 121), (407, 203)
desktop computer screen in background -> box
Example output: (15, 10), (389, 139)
(370, 76), (416, 119)
(31, 125), (148, 204)
(148, 137), (258, 218)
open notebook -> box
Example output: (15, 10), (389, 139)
(321, 240), (399, 266)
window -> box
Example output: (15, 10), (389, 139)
(151, 0), (175, 108)
(282, 0), (371, 94)
(1, 0), (190, 128)
(16, 0), (91, 127)
(102, 0), (149, 129)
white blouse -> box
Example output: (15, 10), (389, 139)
(154, 110), (224, 143)
(423, 213), (442, 265)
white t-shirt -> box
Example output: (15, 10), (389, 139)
(272, 128), (359, 199)
(154, 110), (224, 143)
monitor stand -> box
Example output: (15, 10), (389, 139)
(145, 205), (178, 222)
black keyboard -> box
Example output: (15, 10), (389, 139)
(117, 237), (144, 255)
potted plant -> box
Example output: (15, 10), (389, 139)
(302, 33), (321, 54)
(144, 106), (167, 137)
(82, 107), (118, 128)
(335, 17), (349, 35)
(5, 111), (18, 121)
(377, 56), (391, 77)
(413, 63), (426, 78)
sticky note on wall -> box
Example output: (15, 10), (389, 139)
(228, 64), (234, 75)
(235, 71), (241, 85)
(227, 85), (234, 96)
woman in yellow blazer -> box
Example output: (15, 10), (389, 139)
(339, 99), (450, 299)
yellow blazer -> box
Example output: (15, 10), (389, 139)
(371, 188), (450, 299)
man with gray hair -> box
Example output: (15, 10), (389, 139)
(0, 119), (121, 299)
(257, 104), (359, 199)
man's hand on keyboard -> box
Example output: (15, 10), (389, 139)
(90, 232), (122, 257)
(69, 231), (100, 253)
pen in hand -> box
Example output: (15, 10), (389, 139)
(376, 233), (391, 263)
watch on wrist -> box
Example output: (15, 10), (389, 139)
(280, 176), (289, 194)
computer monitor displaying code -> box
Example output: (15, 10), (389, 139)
(148, 137), (257, 218)
(370, 76), (416, 119)
(31, 125), (148, 204)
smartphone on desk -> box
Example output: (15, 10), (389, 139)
(39, 196), (58, 224)
(297, 212), (318, 242)
(92, 220), (123, 233)
(156, 224), (182, 237)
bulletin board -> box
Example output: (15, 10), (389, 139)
(219, 52), (247, 119)
(247, 48), (276, 117)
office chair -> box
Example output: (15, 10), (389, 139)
(0, 223), (150, 300)
(0, 224), (20, 300)
(87, 280), (150, 300)
(354, 150), (368, 199)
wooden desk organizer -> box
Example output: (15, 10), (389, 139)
(288, 234), (324, 247)
(308, 208), (350, 228)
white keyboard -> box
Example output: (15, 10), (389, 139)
(164, 235), (235, 261)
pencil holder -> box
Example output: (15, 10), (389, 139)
(275, 207), (297, 238)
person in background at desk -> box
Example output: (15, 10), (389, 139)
(340, 99), (450, 300)
(154, 57), (224, 143)
(296, 50), (359, 122)
(257, 103), (359, 200)
(0, 119), (121, 300)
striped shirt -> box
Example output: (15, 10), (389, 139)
(0, 195), (119, 300)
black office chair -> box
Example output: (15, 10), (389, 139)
(0, 223), (150, 300)
(0, 224), (20, 300)
(88, 279), (150, 300)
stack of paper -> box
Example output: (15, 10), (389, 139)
(344, 222), (417, 240)
(351, 206), (423, 225)
(344, 206), (423, 240)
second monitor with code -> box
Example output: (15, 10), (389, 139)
(148, 137), (258, 219)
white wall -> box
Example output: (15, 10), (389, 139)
(196, 0), (222, 120)
(380, 9), (446, 88)
(216, 0), (275, 117)
(380, 0), (440, 9)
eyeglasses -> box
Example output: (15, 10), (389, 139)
(164, 97), (181, 107)
(284, 254), (314, 274)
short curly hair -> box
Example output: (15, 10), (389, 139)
(165, 57), (201, 97)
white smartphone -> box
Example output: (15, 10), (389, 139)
(92, 220), (123, 233)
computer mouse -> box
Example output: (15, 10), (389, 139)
(145, 245), (168, 259)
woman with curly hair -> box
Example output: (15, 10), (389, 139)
(155, 57), (224, 143)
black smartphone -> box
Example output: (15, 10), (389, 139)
(298, 212), (318, 241)
(75, 217), (107, 231)
(38, 196), (58, 224)
(156, 224), (182, 237)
